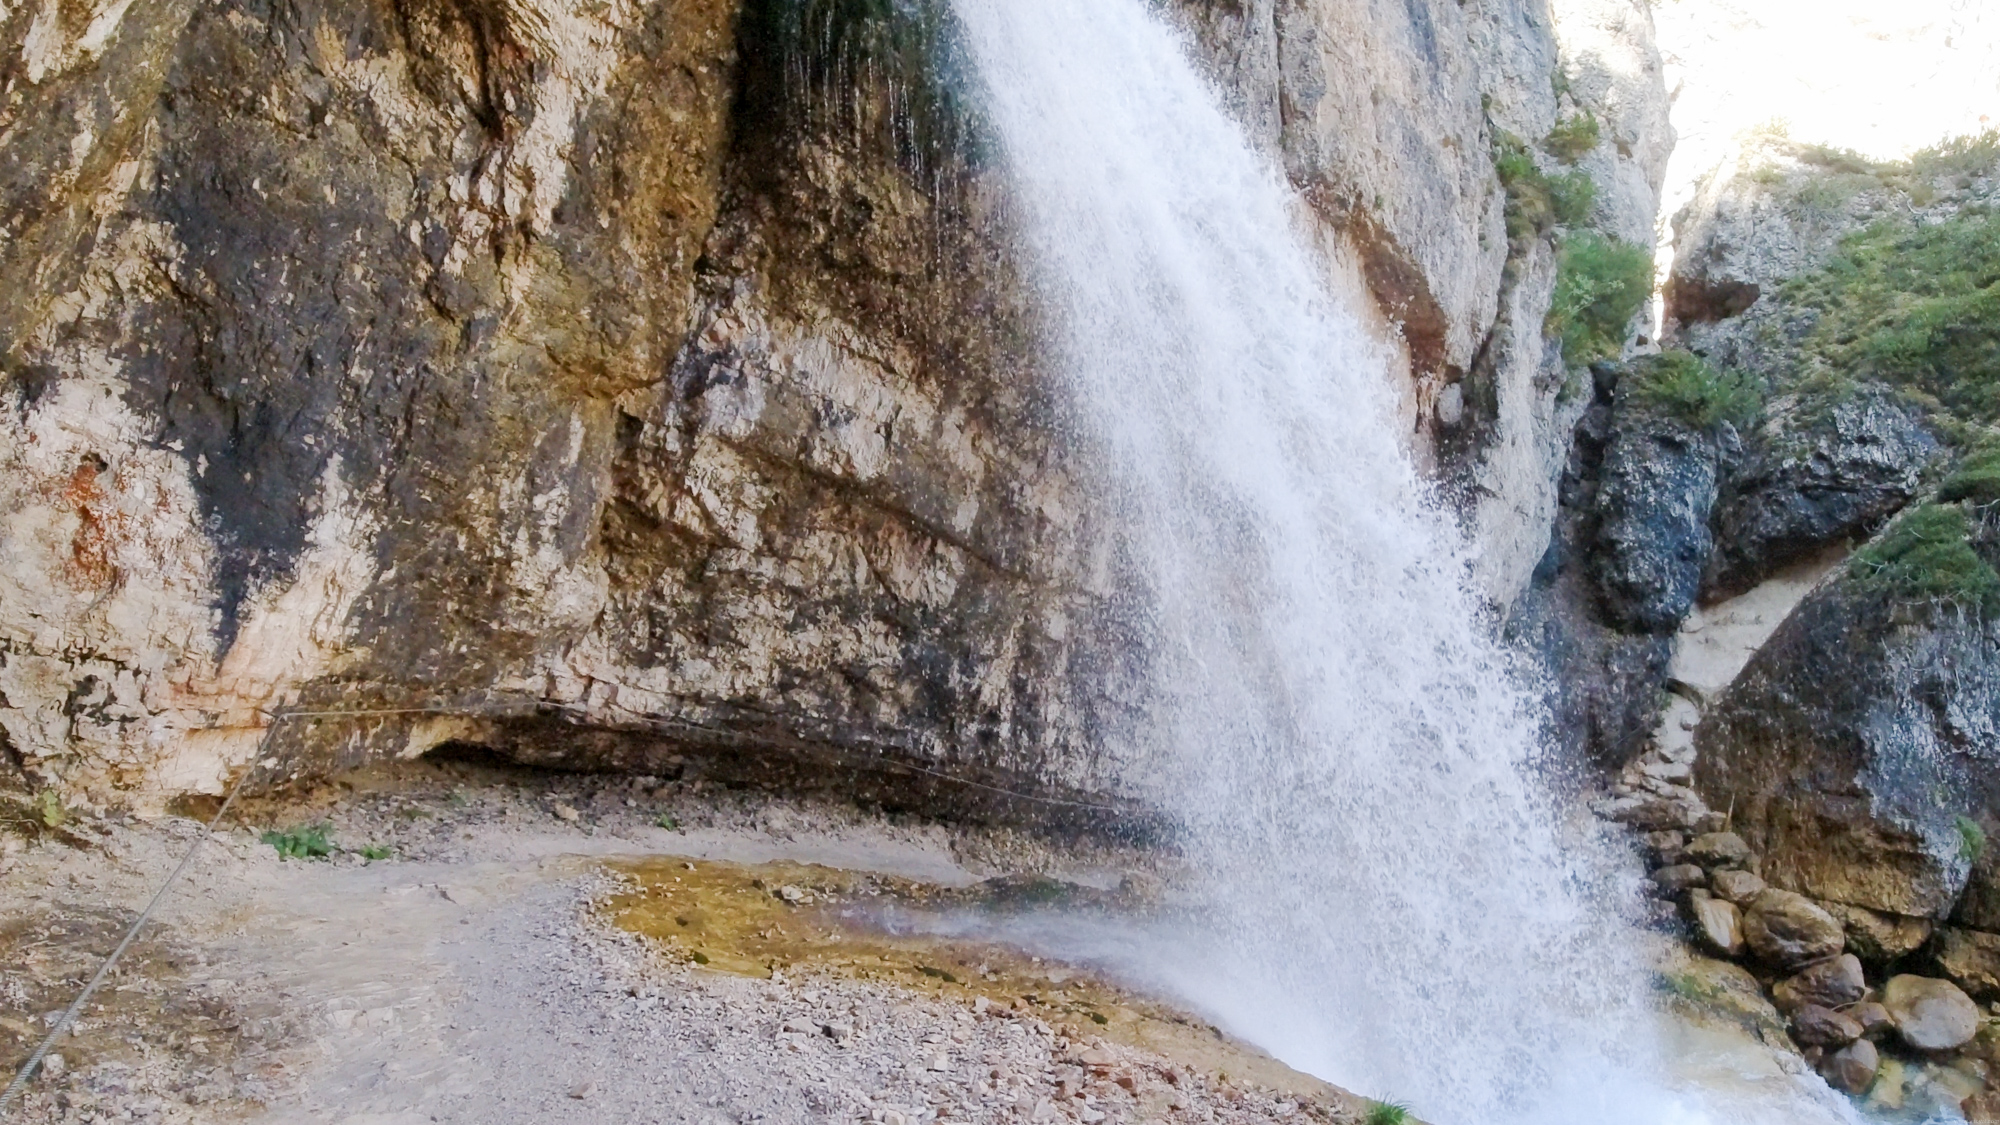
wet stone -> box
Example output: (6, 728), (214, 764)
(1884, 975), (1981, 1052)
(1743, 890), (1844, 968)
(1823, 1039), (1880, 1095)
(1688, 892), (1745, 958)
(1772, 954), (1866, 1014)
(1651, 864), (1708, 896)
(1686, 832), (1752, 870)
(1793, 1003), (1864, 1047)
(1710, 869), (1767, 905)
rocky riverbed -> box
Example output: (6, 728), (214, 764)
(0, 759), (1373, 1124)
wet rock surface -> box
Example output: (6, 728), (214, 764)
(1693, 582), (2000, 920)
(1703, 395), (1938, 601)
(1883, 975), (1981, 1052)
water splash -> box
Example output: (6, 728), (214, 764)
(945, 1), (1863, 1121)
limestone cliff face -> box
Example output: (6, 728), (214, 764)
(0, 0), (1670, 812)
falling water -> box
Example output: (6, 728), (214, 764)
(945, 2), (1865, 1123)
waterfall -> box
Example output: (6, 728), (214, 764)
(946, 2), (1864, 1122)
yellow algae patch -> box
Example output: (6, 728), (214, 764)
(600, 857), (1355, 1103)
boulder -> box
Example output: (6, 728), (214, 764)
(1643, 830), (1687, 866)
(1688, 893), (1745, 958)
(1883, 975), (1981, 1052)
(1936, 928), (2000, 1002)
(1710, 869), (1767, 904)
(1686, 831), (1752, 870)
(1771, 954), (1866, 1014)
(1852, 1002), (1894, 1041)
(1742, 890), (1845, 968)
(1652, 864), (1709, 896)
(1590, 400), (1726, 634)
(1703, 394), (1938, 601)
(1792, 1004), (1864, 1048)
(1822, 1039), (1880, 1096)
(1824, 903), (1932, 966)
(1693, 579), (2000, 919)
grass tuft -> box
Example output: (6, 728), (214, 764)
(262, 824), (334, 861)
(1365, 1099), (1413, 1125)
(1848, 503), (2000, 611)
(1549, 232), (1653, 365)
(358, 844), (395, 862)
(1629, 350), (1762, 430)
(1545, 110), (1601, 163)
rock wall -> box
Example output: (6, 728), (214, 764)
(0, 0), (1671, 814)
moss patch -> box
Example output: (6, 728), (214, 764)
(1630, 349), (1762, 430)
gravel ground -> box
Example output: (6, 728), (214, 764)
(0, 761), (1360, 1125)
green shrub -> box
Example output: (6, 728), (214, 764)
(1365, 1100), (1413, 1125)
(1849, 503), (2000, 610)
(1783, 209), (2000, 425)
(1940, 448), (2000, 505)
(262, 824), (334, 861)
(358, 844), (394, 862)
(1906, 131), (2000, 182)
(1545, 110), (1601, 163)
(1547, 170), (1596, 227)
(1630, 350), (1762, 430)
(1496, 134), (1595, 239)
(1549, 232), (1653, 365)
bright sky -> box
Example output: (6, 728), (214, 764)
(1654, 0), (2000, 230)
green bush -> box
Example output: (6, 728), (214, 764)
(1630, 350), (1762, 430)
(1549, 232), (1653, 365)
(1544, 110), (1601, 163)
(1906, 131), (2000, 182)
(262, 824), (334, 861)
(1848, 503), (2000, 610)
(1940, 447), (2000, 505)
(1496, 134), (1595, 239)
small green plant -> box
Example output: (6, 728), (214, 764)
(33, 789), (67, 829)
(1088, 1011), (1109, 1025)
(1544, 110), (1601, 163)
(262, 824), (334, 861)
(358, 844), (395, 862)
(1548, 232), (1653, 365)
(1495, 134), (1597, 239)
(1940, 447), (2000, 506)
(1960, 816), (1988, 863)
(1849, 503), (2000, 611)
(1365, 1099), (1414, 1125)
(656, 813), (679, 831)
(1630, 350), (1762, 430)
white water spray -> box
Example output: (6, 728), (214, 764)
(946, 2), (1864, 1122)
